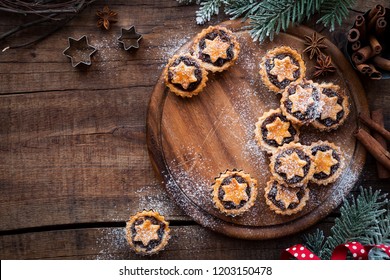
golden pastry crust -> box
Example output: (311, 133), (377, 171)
(126, 210), (170, 255)
(254, 108), (300, 154)
(191, 25), (240, 72)
(280, 79), (322, 126)
(211, 169), (258, 216)
(312, 83), (350, 131)
(164, 53), (208, 98)
(259, 46), (306, 93)
(264, 178), (310, 215)
(269, 142), (315, 187)
(309, 140), (345, 185)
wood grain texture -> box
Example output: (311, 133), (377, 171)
(0, 221), (335, 260)
(0, 0), (389, 259)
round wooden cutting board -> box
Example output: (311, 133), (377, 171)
(146, 21), (369, 239)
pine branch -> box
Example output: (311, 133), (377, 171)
(304, 187), (389, 260)
(223, 0), (262, 20)
(303, 228), (326, 259)
(178, 0), (358, 41)
(195, 0), (223, 24)
(317, 0), (357, 31)
(249, 0), (324, 42)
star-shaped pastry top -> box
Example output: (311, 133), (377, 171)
(63, 36), (97, 67)
(275, 186), (300, 208)
(289, 85), (315, 113)
(134, 219), (160, 246)
(202, 35), (231, 63)
(169, 61), (198, 89)
(118, 26), (143, 50)
(269, 56), (299, 82)
(277, 152), (307, 180)
(320, 94), (343, 120)
(314, 149), (338, 175)
(221, 178), (249, 205)
(265, 117), (292, 145)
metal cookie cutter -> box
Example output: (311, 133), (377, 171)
(63, 35), (97, 67)
(118, 26), (143, 51)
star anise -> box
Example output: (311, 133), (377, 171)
(96, 6), (118, 30)
(303, 32), (328, 60)
(313, 54), (336, 78)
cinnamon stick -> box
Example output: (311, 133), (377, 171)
(354, 15), (366, 39)
(352, 46), (374, 64)
(376, 17), (387, 36)
(371, 109), (390, 179)
(368, 4), (386, 31)
(373, 56), (390, 71)
(359, 112), (390, 141)
(368, 66), (382, 80)
(352, 41), (361, 51)
(368, 4), (385, 19)
(355, 128), (390, 171)
(347, 28), (360, 42)
(368, 36), (382, 54)
(356, 63), (373, 74)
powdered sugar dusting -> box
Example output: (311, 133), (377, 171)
(147, 33), (191, 70)
(153, 27), (363, 234)
(93, 33), (120, 68)
(136, 185), (179, 215)
(95, 228), (128, 260)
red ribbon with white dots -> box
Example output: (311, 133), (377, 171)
(281, 242), (390, 260)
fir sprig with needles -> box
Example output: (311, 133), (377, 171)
(178, 0), (358, 42)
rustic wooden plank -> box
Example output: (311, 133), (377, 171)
(0, 221), (334, 260)
(0, 0), (213, 94)
(0, 88), (186, 231)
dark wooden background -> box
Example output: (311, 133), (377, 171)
(0, 0), (389, 259)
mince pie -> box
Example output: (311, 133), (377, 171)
(259, 46), (306, 93)
(211, 169), (258, 216)
(312, 83), (350, 131)
(254, 108), (300, 154)
(191, 25), (240, 72)
(309, 141), (344, 185)
(164, 53), (208, 98)
(269, 143), (315, 187)
(265, 178), (310, 215)
(280, 80), (322, 125)
(126, 210), (170, 255)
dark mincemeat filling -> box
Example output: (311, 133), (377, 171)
(261, 113), (297, 147)
(268, 181), (305, 210)
(275, 148), (311, 185)
(131, 217), (165, 252)
(283, 84), (321, 122)
(168, 56), (203, 92)
(265, 54), (301, 89)
(316, 88), (345, 127)
(197, 30), (234, 67)
(218, 175), (250, 210)
(311, 145), (340, 179)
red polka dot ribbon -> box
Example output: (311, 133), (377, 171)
(281, 244), (321, 260)
(281, 242), (390, 260)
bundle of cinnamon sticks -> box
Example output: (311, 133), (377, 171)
(355, 109), (390, 179)
(348, 4), (390, 80)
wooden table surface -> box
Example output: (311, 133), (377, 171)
(0, 0), (389, 260)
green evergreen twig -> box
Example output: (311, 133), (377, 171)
(177, 0), (358, 42)
(317, 0), (357, 31)
(303, 187), (390, 260)
(195, 0), (223, 24)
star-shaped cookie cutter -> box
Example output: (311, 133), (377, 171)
(118, 26), (143, 51)
(63, 35), (97, 67)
